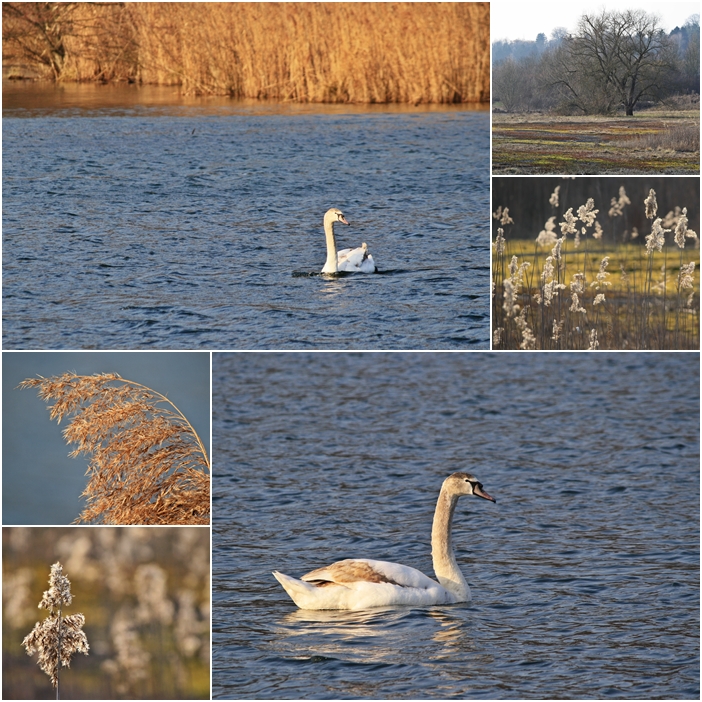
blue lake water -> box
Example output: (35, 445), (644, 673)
(212, 351), (699, 699)
(2, 84), (489, 350)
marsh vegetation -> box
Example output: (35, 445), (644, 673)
(492, 178), (700, 349)
(492, 10), (700, 173)
(2, 2), (489, 104)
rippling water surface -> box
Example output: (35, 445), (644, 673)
(2, 83), (489, 350)
(212, 352), (699, 699)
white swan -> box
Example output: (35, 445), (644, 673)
(273, 472), (496, 610)
(321, 208), (377, 274)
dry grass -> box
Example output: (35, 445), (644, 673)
(2, 2), (489, 103)
(19, 373), (210, 525)
(623, 124), (701, 153)
(492, 110), (700, 174)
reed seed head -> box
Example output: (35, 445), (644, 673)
(551, 236), (564, 261)
(552, 319), (564, 341)
(590, 257), (612, 290)
(644, 189), (658, 219)
(560, 208), (578, 236)
(674, 207), (689, 249)
(577, 198), (599, 227)
(678, 261), (696, 290)
(494, 227), (506, 255)
(588, 329), (599, 350)
(609, 186), (631, 217)
(569, 292), (586, 314)
(645, 218), (670, 255)
(569, 273), (586, 295)
(536, 217), (558, 247)
(502, 279), (519, 318)
(499, 207), (515, 226)
(22, 562), (89, 689)
(20, 373), (210, 525)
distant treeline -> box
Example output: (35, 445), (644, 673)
(493, 19), (699, 65)
(493, 11), (700, 115)
(2, 2), (490, 103)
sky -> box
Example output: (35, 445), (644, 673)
(2, 351), (210, 525)
(491, 0), (700, 41)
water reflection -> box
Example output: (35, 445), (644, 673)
(268, 604), (480, 668)
(3, 80), (489, 118)
(427, 608), (477, 654)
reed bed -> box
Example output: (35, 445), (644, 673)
(492, 186), (700, 350)
(2, 2), (489, 103)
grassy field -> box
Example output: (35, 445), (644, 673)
(492, 108), (700, 174)
(2, 2), (489, 103)
(492, 186), (700, 350)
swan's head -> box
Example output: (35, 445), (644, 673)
(325, 208), (349, 226)
(445, 472), (496, 503)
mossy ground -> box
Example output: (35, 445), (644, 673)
(492, 111), (700, 174)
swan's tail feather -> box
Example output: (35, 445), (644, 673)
(272, 571), (318, 608)
(273, 570), (349, 609)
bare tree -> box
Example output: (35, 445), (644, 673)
(544, 10), (677, 115)
(2, 2), (75, 79)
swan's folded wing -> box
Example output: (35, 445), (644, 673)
(301, 558), (439, 589)
(337, 246), (366, 269)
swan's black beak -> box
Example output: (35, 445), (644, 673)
(339, 215), (349, 225)
(474, 484), (496, 503)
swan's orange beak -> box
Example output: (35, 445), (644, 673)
(339, 215), (349, 225)
(474, 485), (496, 503)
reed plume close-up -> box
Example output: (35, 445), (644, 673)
(21, 561), (89, 699)
(2, 2), (490, 103)
(492, 178), (700, 350)
(18, 373), (210, 525)
(4, 527), (210, 699)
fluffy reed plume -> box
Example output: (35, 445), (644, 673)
(22, 562), (89, 697)
(19, 373), (210, 525)
(492, 184), (699, 350)
(2, 2), (489, 103)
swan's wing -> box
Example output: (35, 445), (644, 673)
(274, 565), (449, 610)
(301, 558), (439, 590)
(337, 244), (377, 273)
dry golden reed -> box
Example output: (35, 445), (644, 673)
(19, 373), (210, 525)
(2, 2), (489, 103)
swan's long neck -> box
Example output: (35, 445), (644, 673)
(431, 488), (470, 600)
(323, 218), (338, 273)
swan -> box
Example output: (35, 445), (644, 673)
(272, 472), (496, 610)
(321, 208), (377, 274)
